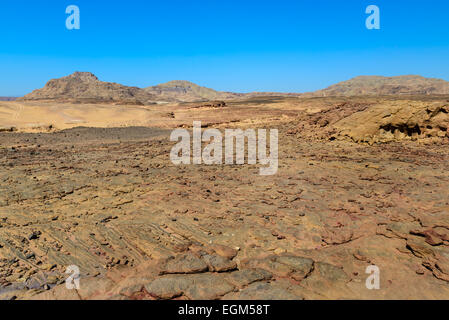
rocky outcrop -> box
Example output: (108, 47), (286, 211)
(190, 101), (227, 109)
(287, 98), (449, 144)
(332, 101), (449, 144)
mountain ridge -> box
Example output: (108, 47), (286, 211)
(305, 75), (449, 97)
(17, 72), (449, 104)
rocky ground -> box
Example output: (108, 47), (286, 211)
(0, 96), (448, 300)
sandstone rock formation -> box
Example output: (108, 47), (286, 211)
(3, 79), (449, 300)
(1, 109), (448, 299)
(333, 101), (449, 143)
(287, 98), (449, 144)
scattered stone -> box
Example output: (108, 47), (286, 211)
(28, 231), (41, 240)
(225, 269), (272, 289)
(210, 244), (238, 260)
(201, 254), (237, 272)
(223, 282), (302, 300)
(159, 253), (208, 275)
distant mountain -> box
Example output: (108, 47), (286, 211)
(0, 97), (16, 101)
(19, 73), (449, 105)
(307, 75), (449, 97)
(19, 72), (156, 105)
(144, 80), (241, 102)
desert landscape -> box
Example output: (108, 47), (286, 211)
(0, 72), (448, 300)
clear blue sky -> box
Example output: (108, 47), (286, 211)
(0, 0), (448, 96)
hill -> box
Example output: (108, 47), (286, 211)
(18, 73), (449, 104)
(307, 75), (449, 97)
(144, 80), (241, 102)
(19, 72), (156, 105)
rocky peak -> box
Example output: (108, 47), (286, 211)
(64, 72), (99, 82)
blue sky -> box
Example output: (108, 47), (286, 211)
(0, 0), (448, 96)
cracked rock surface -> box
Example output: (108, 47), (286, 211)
(0, 96), (448, 300)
